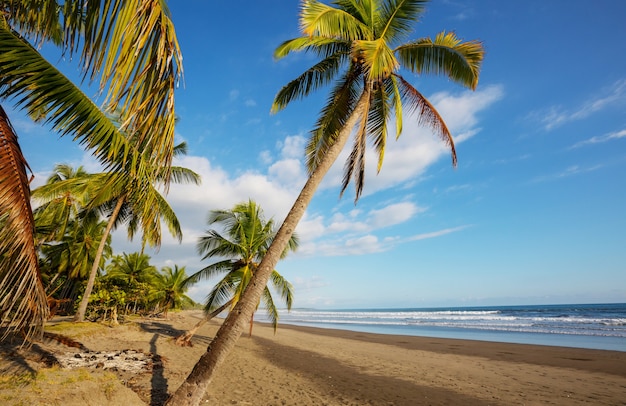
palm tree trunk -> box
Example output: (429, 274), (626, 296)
(248, 312), (254, 337)
(110, 306), (119, 326)
(165, 91), (370, 406)
(74, 195), (125, 322)
(175, 299), (233, 347)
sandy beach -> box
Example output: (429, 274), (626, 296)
(1, 310), (625, 405)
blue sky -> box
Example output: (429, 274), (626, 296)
(12, 0), (626, 308)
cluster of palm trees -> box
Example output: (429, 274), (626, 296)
(0, 1), (484, 405)
(31, 159), (199, 322)
(90, 254), (194, 324)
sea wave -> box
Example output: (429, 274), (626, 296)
(275, 304), (626, 339)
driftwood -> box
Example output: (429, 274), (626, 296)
(174, 300), (232, 347)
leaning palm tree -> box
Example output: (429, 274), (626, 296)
(175, 200), (296, 346)
(73, 141), (200, 322)
(0, 1), (182, 340)
(167, 1), (483, 404)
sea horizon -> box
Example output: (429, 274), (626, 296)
(262, 302), (626, 352)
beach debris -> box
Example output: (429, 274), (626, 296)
(56, 349), (161, 372)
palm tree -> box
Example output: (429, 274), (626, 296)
(40, 212), (112, 293)
(32, 164), (92, 243)
(0, 1), (182, 340)
(175, 200), (296, 346)
(167, 1), (483, 404)
(152, 265), (195, 318)
(106, 252), (158, 289)
(105, 252), (158, 316)
(73, 141), (200, 322)
(32, 164), (95, 303)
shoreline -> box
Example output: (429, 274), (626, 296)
(1, 310), (625, 405)
(272, 320), (626, 353)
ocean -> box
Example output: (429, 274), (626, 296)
(269, 303), (626, 352)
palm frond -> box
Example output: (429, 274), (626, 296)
(260, 286), (279, 331)
(274, 36), (350, 59)
(334, 0), (374, 27)
(354, 38), (399, 80)
(166, 165), (201, 186)
(377, 0), (428, 42)
(0, 21), (140, 172)
(341, 86), (371, 200)
(272, 51), (347, 113)
(146, 185), (182, 246)
(395, 74), (457, 166)
(0, 106), (48, 341)
(269, 270), (294, 311)
(395, 31), (484, 90)
(305, 66), (362, 173)
(185, 260), (235, 286)
(366, 76), (396, 173)
(3, 0), (64, 46)
(79, 0), (183, 169)
(389, 74), (403, 137)
(301, 0), (371, 40)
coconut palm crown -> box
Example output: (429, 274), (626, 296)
(186, 200), (297, 332)
(272, 0), (483, 201)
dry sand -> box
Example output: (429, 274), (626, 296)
(1, 310), (625, 405)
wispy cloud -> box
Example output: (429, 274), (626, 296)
(297, 201), (427, 256)
(570, 129), (626, 149)
(531, 164), (603, 183)
(406, 225), (469, 242)
(538, 79), (626, 130)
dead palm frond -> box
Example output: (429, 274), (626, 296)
(0, 106), (48, 342)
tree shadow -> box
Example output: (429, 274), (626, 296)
(253, 336), (487, 406)
(148, 333), (168, 406)
(136, 321), (185, 338)
(136, 319), (214, 347)
(0, 330), (84, 377)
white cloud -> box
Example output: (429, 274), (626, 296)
(369, 202), (424, 228)
(291, 275), (330, 291)
(539, 79), (626, 130)
(295, 201), (427, 257)
(570, 128), (626, 149)
(258, 150), (273, 165)
(278, 135), (306, 159)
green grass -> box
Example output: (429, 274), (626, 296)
(44, 321), (109, 338)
